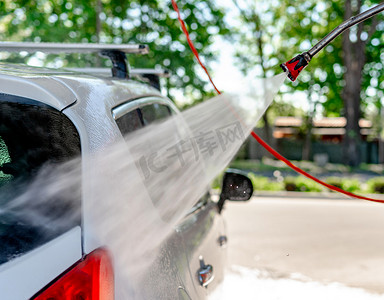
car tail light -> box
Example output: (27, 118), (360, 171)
(32, 248), (114, 300)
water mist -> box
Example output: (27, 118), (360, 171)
(1, 73), (286, 298)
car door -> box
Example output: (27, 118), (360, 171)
(112, 96), (197, 299)
(176, 193), (227, 299)
(112, 96), (227, 299)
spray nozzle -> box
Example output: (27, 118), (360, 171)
(280, 52), (311, 81)
(279, 3), (384, 82)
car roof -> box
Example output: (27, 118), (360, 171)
(0, 63), (162, 111)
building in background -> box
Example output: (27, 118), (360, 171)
(270, 117), (377, 164)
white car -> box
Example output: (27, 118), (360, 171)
(0, 42), (253, 299)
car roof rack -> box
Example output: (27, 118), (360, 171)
(131, 68), (170, 90)
(0, 41), (149, 79)
(68, 67), (170, 90)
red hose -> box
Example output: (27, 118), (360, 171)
(171, 0), (221, 95)
(171, 0), (384, 204)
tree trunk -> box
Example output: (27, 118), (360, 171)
(342, 0), (365, 166)
(95, 0), (102, 67)
(262, 107), (271, 144)
(302, 87), (315, 161)
(232, 0), (273, 159)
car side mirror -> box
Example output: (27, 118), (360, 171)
(218, 169), (253, 213)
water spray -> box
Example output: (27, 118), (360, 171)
(280, 2), (384, 81)
(172, 0), (384, 204)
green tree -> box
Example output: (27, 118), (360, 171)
(231, 0), (344, 159)
(230, 0), (274, 160)
(341, 0), (383, 166)
(0, 0), (229, 103)
(232, 0), (384, 166)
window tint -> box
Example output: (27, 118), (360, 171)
(0, 137), (12, 185)
(115, 109), (143, 136)
(114, 99), (181, 222)
(115, 101), (173, 137)
(140, 103), (171, 125)
(0, 96), (81, 264)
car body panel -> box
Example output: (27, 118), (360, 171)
(58, 77), (169, 255)
(0, 227), (81, 300)
(177, 201), (227, 299)
(59, 76), (162, 152)
(0, 64), (78, 110)
(133, 229), (192, 300)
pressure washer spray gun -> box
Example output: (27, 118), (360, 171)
(280, 2), (384, 81)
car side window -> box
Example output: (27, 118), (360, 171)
(114, 99), (174, 137)
(113, 98), (211, 216)
(115, 109), (143, 136)
(140, 103), (171, 125)
(114, 98), (211, 217)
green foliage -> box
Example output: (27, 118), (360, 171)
(288, 175), (324, 192)
(231, 0), (384, 119)
(211, 172), (224, 190)
(325, 176), (343, 189)
(340, 178), (361, 193)
(367, 177), (384, 194)
(326, 176), (361, 193)
(216, 161), (378, 194)
(229, 159), (261, 171)
(0, 136), (12, 186)
(229, 159), (383, 194)
(284, 176), (323, 192)
(283, 176), (297, 191)
(231, 0), (342, 114)
(248, 173), (284, 191)
(0, 0), (229, 102)
(284, 175), (360, 193)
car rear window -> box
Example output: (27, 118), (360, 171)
(0, 95), (81, 264)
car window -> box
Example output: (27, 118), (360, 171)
(113, 98), (207, 221)
(0, 95), (81, 265)
(114, 99), (174, 137)
(140, 103), (171, 125)
(115, 108), (143, 136)
(0, 136), (12, 185)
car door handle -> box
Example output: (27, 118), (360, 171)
(198, 256), (214, 287)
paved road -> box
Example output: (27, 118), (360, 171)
(222, 195), (384, 293)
